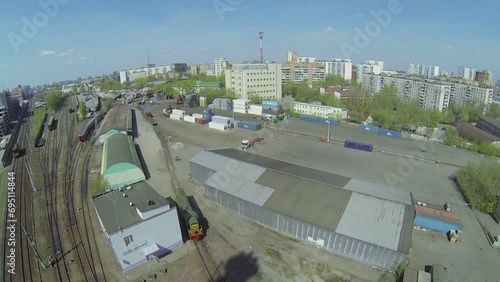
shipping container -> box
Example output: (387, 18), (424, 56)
(415, 205), (461, 222)
(184, 115), (196, 123)
(262, 105), (281, 111)
(413, 215), (463, 233)
(208, 122), (229, 131)
(262, 109), (280, 115)
(261, 113), (277, 119)
(357, 124), (380, 134)
(196, 118), (209, 124)
(238, 121), (262, 131)
(300, 115), (318, 122)
(378, 129), (402, 139)
(169, 114), (184, 121)
(262, 100), (280, 107)
(344, 140), (373, 152)
(317, 118), (339, 126)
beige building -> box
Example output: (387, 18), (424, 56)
(190, 64), (209, 76)
(225, 63), (282, 100)
(292, 102), (348, 119)
(362, 74), (493, 112)
(283, 50), (325, 84)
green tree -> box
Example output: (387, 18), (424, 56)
(101, 79), (121, 91)
(323, 74), (349, 87)
(89, 173), (109, 197)
(103, 98), (113, 112)
(132, 77), (150, 89)
(78, 101), (86, 120)
(249, 95), (262, 104)
(45, 89), (62, 111)
(455, 161), (500, 214)
(486, 103), (500, 118)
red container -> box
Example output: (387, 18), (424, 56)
(415, 205), (461, 222)
(262, 109), (280, 115)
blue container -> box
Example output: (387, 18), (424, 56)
(357, 124), (380, 134)
(344, 140), (373, 152)
(300, 115), (318, 122)
(262, 105), (281, 111)
(317, 118), (339, 126)
(414, 215), (463, 233)
(379, 129), (402, 139)
(262, 100), (280, 107)
(262, 113), (277, 119)
(238, 121), (262, 131)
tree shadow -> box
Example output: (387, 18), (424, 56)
(214, 251), (259, 282)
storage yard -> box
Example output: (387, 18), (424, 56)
(139, 99), (500, 282)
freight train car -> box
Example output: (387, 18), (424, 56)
(47, 115), (56, 131)
(12, 143), (20, 158)
(176, 187), (204, 240)
(78, 113), (101, 142)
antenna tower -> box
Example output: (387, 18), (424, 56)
(259, 32), (264, 63)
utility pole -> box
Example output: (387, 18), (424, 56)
(327, 118), (331, 142)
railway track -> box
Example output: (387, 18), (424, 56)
(62, 102), (105, 282)
(2, 107), (43, 282)
(153, 124), (224, 282)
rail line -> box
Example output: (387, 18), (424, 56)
(62, 101), (105, 282)
(153, 124), (224, 282)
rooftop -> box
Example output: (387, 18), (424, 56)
(479, 116), (500, 129)
(455, 122), (500, 143)
(92, 181), (169, 234)
(195, 81), (221, 88)
(99, 104), (130, 135)
(102, 133), (141, 171)
(192, 149), (414, 253)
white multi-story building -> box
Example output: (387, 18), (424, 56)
(356, 61), (384, 82)
(292, 102), (348, 119)
(361, 74), (493, 112)
(281, 63), (325, 84)
(407, 64), (440, 78)
(298, 57), (317, 63)
(225, 63), (282, 100)
(207, 58), (228, 77)
(119, 65), (172, 84)
(458, 66), (477, 81)
(324, 59), (352, 80)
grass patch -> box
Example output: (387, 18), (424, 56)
(396, 261), (408, 282)
(282, 264), (296, 279)
(299, 257), (326, 277)
(89, 173), (108, 197)
(319, 274), (351, 282)
(32, 108), (47, 138)
(265, 248), (283, 262)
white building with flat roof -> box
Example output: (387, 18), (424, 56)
(119, 65), (172, 84)
(356, 62), (383, 82)
(458, 66), (476, 81)
(225, 63), (282, 100)
(292, 102), (348, 119)
(325, 59), (352, 80)
(407, 64), (440, 78)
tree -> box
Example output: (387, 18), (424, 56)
(103, 98), (113, 112)
(101, 79), (121, 91)
(281, 95), (295, 112)
(486, 103), (500, 118)
(78, 101), (86, 120)
(249, 95), (262, 104)
(45, 89), (62, 111)
(455, 161), (500, 214)
(324, 74), (349, 87)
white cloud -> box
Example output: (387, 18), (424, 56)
(66, 48), (74, 52)
(324, 27), (336, 33)
(221, 7), (239, 12)
(447, 45), (454, 49)
(200, 47), (210, 52)
(65, 61), (74, 65)
(355, 13), (365, 17)
(55, 52), (72, 57)
(38, 50), (57, 57)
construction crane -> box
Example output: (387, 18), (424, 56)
(259, 32), (264, 63)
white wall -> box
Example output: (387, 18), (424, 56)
(293, 102), (347, 119)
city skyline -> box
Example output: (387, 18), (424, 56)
(0, 0), (499, 87)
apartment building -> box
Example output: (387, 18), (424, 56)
(458, 66), (477, 81)
(362, 74), (493, 112)
(119, 65), (172, 84)
(0, 91), (14, 137)
(190, 64), (209, 76)
(475, 70), (493, 86)
(283, 50), (325, 84)
(292, 102), (348, 119)
(324, 59), (353, 80)
(407, 64), (440, 78)
(225, 63), (282, 100)
(206, 58), (228, 77)
(356, 60), (384, 82)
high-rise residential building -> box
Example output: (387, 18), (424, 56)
(225, 63), (282, 100)
(0, 91), (14, 137)
(324, 59), (353, 80)
(282, 50), (325, 84)
(361, 74), (493, 112)
(475, 70), (493, 86)
(458, 66), (476, 81)
(407, 64), (440, 78)
(356, 60), (384, 82)
(213, 58), (229, 77)
(190, 64), (209, 76)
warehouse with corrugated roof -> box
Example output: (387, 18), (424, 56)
(101, 133), (145, 190)
(98, 104), (133, 144)
(190, 148), (415, 270)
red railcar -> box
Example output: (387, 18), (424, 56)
(12, 143), (20, 158)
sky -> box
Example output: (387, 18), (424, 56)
(0, 0), (499, 88)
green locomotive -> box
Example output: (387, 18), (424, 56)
(176, 187), (204, 240)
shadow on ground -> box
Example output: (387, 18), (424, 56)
(214, 251), (259, 282)
(135, 144), (151, 180)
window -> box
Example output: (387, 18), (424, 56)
(124, 235), (134, 247)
